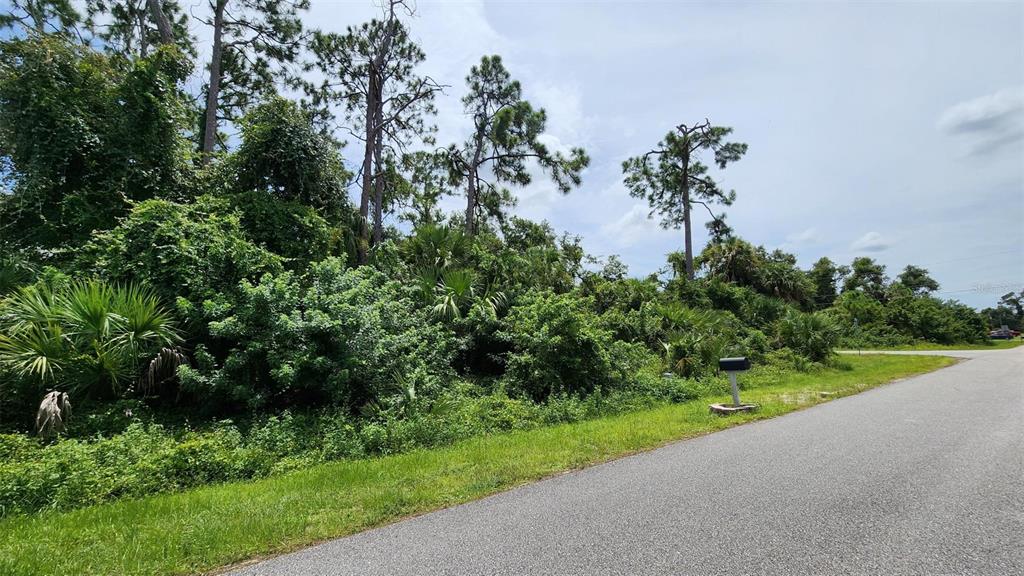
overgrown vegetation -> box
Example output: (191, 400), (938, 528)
(0, 0), (1006, 526)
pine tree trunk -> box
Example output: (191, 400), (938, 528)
(147, 0), (174, 45)
(682, 150), (694, 280)
(464, 174), (477, 235)
(371, 102), (385, 245)
(137, 11), (149, 56)
(464, 132), (485, 236)
(357, 73), (379, 263)
(201, 0), (226, 162)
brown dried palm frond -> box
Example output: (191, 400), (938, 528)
(142, 347), (188, 395)
(36, 390), (71, 438)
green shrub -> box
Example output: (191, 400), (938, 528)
(658, 305), (738, 378)
(498, 291), (617, 400)
(224, 190), (353, 269)
(739, 328), (772, 362)
(179, 259), (457, 411)
(775, 310), (839, 362)
(78, 196), (282, 310)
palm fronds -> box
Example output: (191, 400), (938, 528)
(0, 280), (183, 398)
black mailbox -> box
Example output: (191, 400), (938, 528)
(718, 357), (750, 372)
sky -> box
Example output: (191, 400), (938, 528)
(299, 0), (1024, 309)
(12, 0), (1024, 309)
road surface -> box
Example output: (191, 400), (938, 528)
(230, 348), (1023, 576)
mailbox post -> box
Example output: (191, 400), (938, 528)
(711, 357), (757, 415)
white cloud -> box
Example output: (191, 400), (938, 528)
(786, 227), (820, 244)
(777, 227), (821, 252)
(937, 87), (1024, 154)
(529, 81), (586, 144)
(850, 231), (891, 253)
(171, 0), (1023, 309)
(601, 203), (665, 248)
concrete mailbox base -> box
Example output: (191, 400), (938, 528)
(709, 402), (758, 415)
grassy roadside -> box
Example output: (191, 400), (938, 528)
(0, 354), (953, 576)
(846, 340), (1024, 351)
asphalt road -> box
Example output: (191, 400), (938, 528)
(230, 348), (1023, 576)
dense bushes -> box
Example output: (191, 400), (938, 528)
(0, 39), (194, 250)
(0, 369), (719, 517)
(180, 259), (456, 412)
(0, 281), (181, 429)
(79, 196), (283, 308)
(827, 286), (986, 347)
(499, 292), (618, 400)
(776, 310), (839, 362)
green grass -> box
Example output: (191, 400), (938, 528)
(0, 354), (953, 576)
(849, 339), (1024, 351)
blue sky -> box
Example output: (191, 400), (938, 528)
(300, 0), (1023, 308)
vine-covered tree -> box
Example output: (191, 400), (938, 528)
(230, 97), (350, 216)
(446, 55), (589, 235)
(307, 0), (442, 257)
(623, 120), (747, 280)
(0, 36), (194, 250)
(198, 0), (309, 160)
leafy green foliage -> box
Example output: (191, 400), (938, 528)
(981, 290), (1023, 331)
(229, 97), (351, 220)
(84, 0), (195, 60)
(0, 0), (81, 36)
(808, 257), (845, 310)
(180, 259), (456, 412)
(447, 55), (589, 233)
(896, 265), (940, 295)
(78, 196), (282, 309)
(622, 120), (746, 279)
(498, 291), (618, 400)
(775, 310), (839, 362)
(0, 12), (998, 525)
(200, 0), (310, 155)
(699, 239), (814, 307)
(0, 37), (194, 250)
(658, 303), (738, 378)
(843, 257), (888, 301)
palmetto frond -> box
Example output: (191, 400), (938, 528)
(432, 269), (477, 320)
(405, 224), (467, 270)
(60, 280), (120, 345)
(0, 256), (35, 295)
(412, 266), (440, 305)
(111, 283), (181, 348)
(0, 322), (66, 382)
(1, 284), (60, 331)
(0, 279), (182, 398)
